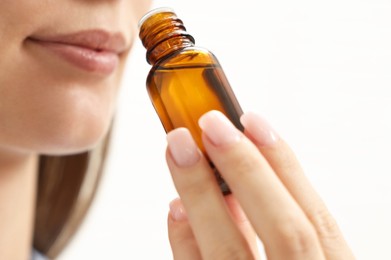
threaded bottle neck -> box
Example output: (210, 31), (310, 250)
(139, 8), (195, 65)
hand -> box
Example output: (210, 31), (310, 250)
(165, 110), (354, 260)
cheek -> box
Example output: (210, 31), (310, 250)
(0, 71), (120, 155)
(128, 0), (153, 21)
(0, 1), (138, 154)
(0, 32), (128, 155)
(0, 2), (45, 38)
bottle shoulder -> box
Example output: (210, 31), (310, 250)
(151, 46), (220, 69)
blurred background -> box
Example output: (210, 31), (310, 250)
(60, 0), (391, 259)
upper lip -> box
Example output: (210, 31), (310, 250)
(28, 29), (128, 54)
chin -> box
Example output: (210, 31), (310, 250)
(6, 84), (117, 156)
(0, 47), (122, 156)
(36, 97), (114, 155)
(39, 117), (112, 156)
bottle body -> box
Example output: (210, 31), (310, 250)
(139, 8), (243, 194)
(147, 46), (243, 194)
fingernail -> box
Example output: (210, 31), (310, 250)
(240, 112), (279, 146)
(198, 110), (242, 146)
(167, 128), (201, 167)
(169, 198), (187, 221)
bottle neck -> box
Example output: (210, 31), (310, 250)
(146, 36), (194, 65)
(139, 10), (195, 65)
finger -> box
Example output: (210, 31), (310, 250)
(199, 111), (325, 260)
(168, 198), (202, 260)
(166, 128), (255, 260)
(168, 197), (261, 260)
(224, 195), (262, 260)
(240, 112), (355, 259)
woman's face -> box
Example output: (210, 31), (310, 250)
(0, 1), (151, 155)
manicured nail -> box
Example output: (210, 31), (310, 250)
(198, 110), (242, 146)
(169, 198), (187, 221)
(167, 128), (201, 167)
(240, 112), (279, 146)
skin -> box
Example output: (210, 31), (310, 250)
(166, 110), (355, 259)
(0, 1), (354, 259)
(0, 1), (151, 259)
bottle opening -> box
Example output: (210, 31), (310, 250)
(138, 7), (176, 29)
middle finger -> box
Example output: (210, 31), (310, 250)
(199, 111), (325, 260)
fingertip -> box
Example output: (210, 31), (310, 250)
(199, 110), (242, 147)
(167, 200), (202, 260)
(169, 198), (188, 222)
(166, 128), (201, 168)
(240, 112), (279, 147)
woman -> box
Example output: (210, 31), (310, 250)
(0, 1), (353, 260)
(0, 1), (151, 259)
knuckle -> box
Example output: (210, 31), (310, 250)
(229, 154), (258, 178)
(274, 216), (318, 255)
(268, 139), (300, 165)
(175, 163), (217, 197)
(274, 144), (300, 172)
(308, 208), (340, 240)
(180, 177), (215, 198)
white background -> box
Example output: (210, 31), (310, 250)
(60, 0), (391, 259)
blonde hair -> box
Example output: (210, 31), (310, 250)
(33, 130), (111, 258)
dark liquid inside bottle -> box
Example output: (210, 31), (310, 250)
(147, 56), (243, 195)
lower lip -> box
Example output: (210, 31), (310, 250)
(30, 39), (119, 75)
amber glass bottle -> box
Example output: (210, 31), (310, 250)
(139, 7), (243, 195)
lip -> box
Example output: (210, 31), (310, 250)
(28, 30), (128, 75)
